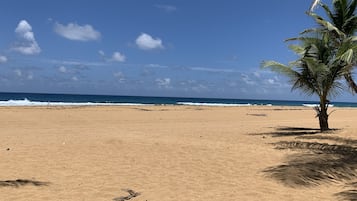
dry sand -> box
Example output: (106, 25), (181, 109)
(0, 105), (357, 200)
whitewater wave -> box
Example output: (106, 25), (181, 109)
(302, 104), (334, 107)
(0, 99), (297, 107)
(0, 99), (146, 106)
(177, 102), (253, 107)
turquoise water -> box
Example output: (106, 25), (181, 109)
(0, 92), (355, 107)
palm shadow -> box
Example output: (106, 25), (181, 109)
(251, 127), (323, 137)
(336, 182), (357, 201)
(264, 141), (357, 187)
(261, 128), (357, 200)
(0, 179), (50, 188)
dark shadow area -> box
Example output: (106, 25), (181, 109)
(264, 141), (357, 187)
(113, 189), (141, 201)
(276, 127), (321, 131)
(131, 107), (169, 112)
(251, 127), (323, 137)
(132, 107), (153, 111)
(0, 179), (50, 188)
(246, 113), (267, 117)
(261, 127), (357, 200)
(336, 182), (357, 201)
(297, 135), (357, 146)
(336, 190), (357, 201)
(276, 126), (339, 133)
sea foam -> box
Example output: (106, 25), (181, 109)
(176, 102), (252, 107)
(302, 104), (334, 107)
(0, 99), (145, 106)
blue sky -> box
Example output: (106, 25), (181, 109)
(0, 0), (355, 101)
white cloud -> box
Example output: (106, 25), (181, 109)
(98, 50), (105, 56)
(72, 76), (78, 81)
(136, 33), (164, 50)
(27, 73), (33, 80)
(13, 20), (41, 55)
(192, 84), (208, 92)
(58, 66), (67, 73)
(49, 59), (108, 67)
(227, 81), (238, 87)
(190, 67), (238, 73)
(111, 52), (126, 62)
(253, 72), (261, 78)
(241, 74), (256, 85)
(267, 79), (275, 84)
(114, 71), (125, 82)
(14, 69), (34, 80)
(179, 80), (209, 93)
(99, 51), (126, 62)
(155, 4), (177, 12)
(14, 69), (22, 77)
(156, 78), (171, 88)
(145, 64), (168, 68)
(0, 55), (7, 63)
(54, 22), (101, 41)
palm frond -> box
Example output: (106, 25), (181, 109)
(309, 12), (346, 37)
(291, 76), (320, 96)
(347, 0), (357, 16)
(339, 48), (354, 63)
(344, 72), (357, 93)
(321, 3), (334, 22)
(261, 61), (297, 78)
(300, 28), (324, 35)
(289, 44), (306, 55)
(309, 0), (322, 12)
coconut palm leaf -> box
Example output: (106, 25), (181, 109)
(288, 44), (306, 55)
(309, 12), (346, 37)
(309, 0), (322, 12)
(261, 61), (297, 78)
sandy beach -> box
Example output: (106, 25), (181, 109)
(0, 105), (357, 200)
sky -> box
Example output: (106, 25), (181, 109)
(0, 0), (355, 101)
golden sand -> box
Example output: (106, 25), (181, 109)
(0, 106), (356, 201)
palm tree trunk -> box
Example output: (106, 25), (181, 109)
(317, 97), (329, 132)
(318, 106), (329, 132)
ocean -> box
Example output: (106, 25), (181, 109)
(0, 92), (356, 107)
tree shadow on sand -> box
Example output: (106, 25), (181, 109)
(261, 127), (357, 200)
(0, 179), (50, 188)
(335, 181), (357, 201)
(252, 127), (325, 137)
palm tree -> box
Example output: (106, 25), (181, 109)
(262, 0), (357, 131)
(308, 0), (357, 92)
(262, 33), (357, 131)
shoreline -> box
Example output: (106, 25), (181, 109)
(0, 104), (354, 110)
